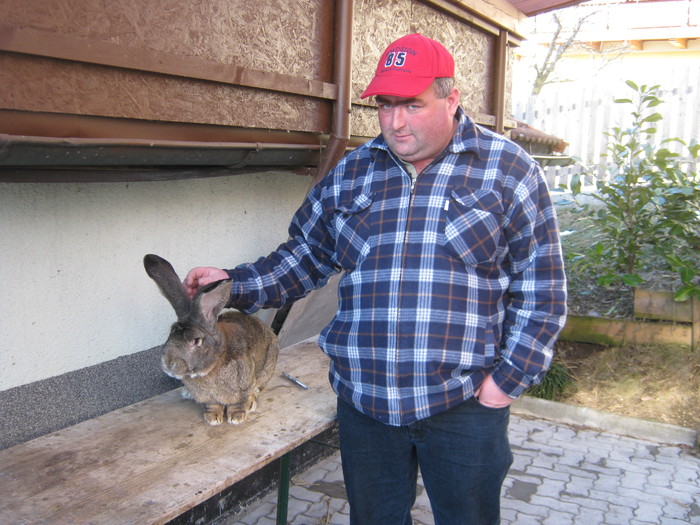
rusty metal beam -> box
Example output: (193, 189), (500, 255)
(0, 133), (322, 166)
(0, 110), (325, 146)
(0, 132), (322, 183)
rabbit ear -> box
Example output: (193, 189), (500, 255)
(143, 254), (191, 320)
(191, 279), (231, 327)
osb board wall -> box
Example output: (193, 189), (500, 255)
(350, 0), (501, 139)
(2, 0), (333, 78)
(504, 46), (514, 121)
(1, 0), (517, 140)
(0, 0), (334, 134)
(0, 54), (330, 133)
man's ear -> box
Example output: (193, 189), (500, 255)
(448, 87), (461, 116)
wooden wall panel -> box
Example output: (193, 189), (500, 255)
(350, 106), (381, 140)
(505, 45), (515, 118)
(350, 0), (500, 138)
(0, 54), (330, 133)
(0, 0), (333, 136)
(412, 1), (495, 116)
(1, 0), (333, 81)
(1, 0), (518, 149)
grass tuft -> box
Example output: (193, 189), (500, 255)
(527, 360), (575, 401)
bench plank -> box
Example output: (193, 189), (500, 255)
(0, 339), (335, 525)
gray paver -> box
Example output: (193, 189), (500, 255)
(542, 510), (576, 525)
(217, 413), (700, 525)
(634, 501), (665, 523)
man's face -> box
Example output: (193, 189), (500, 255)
(376, 84), (460, 174)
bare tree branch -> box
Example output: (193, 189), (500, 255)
(531, 12), (595, 96)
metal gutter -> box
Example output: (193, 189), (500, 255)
(313, 0), (353, 186)
(493, 30), (509, 135)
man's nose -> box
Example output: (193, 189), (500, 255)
(390, 107), (406, 130)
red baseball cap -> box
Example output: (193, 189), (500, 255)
(361, 33), (455, 99)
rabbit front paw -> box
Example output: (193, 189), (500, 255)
(203, 404), (226, 426)
(226, 392), (259, 424)
(226, 408), (249, 425)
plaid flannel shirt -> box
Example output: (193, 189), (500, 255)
(226, 107), (567, 426)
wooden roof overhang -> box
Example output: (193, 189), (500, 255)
(0, 0), (587, 182)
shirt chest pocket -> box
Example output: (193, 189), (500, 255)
(333, 193), (373, 271)
(443, 188), (505, 266)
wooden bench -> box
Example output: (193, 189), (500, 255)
(0, 339), (336, 524)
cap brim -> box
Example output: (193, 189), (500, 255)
(360, 75), (435, 99)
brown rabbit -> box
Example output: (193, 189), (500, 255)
(144, 254), (279, 425)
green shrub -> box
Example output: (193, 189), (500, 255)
(566, 80), (700, 301)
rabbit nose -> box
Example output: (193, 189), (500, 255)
(161, 356), (184, 379)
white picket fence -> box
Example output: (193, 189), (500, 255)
(512, 65), (700, 193)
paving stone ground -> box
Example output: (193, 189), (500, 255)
(218, 414), (700, 525)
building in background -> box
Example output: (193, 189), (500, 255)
(513, 0), (700, 189)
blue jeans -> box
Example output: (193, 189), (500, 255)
(337, 397), (513, 525)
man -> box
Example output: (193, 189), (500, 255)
(184, 33), (567, 524)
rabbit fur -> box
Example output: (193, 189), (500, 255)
(144, 254), (279, 426)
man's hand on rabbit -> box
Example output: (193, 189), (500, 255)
(184, 267), (229, 299)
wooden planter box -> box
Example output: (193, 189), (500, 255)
(633, 289), (695, 322)
(560, 290), (699, 350)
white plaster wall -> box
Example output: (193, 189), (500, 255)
(0, 172), (311, 391)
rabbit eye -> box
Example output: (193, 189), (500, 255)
(193, 338), (203, 346)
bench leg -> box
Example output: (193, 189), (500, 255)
(276, 452), (291, 524)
